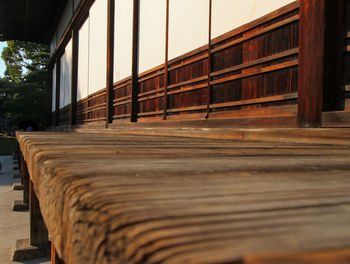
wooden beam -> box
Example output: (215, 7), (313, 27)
(298, 0), (327, 127)
(206, 0), (212, 119)
(29, 180), (49, 246)
(163, 0), (169, 120)
(106, 0), (115, 127)
(131, 0), (140, 122)
(47, 66), (53, 128)
(71, 30), (79, 126)
(55, 56), (61, 127)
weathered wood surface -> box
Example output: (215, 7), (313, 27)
(17, 130), (350, 263)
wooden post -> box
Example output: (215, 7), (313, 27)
(206, 0), (212, 119)
(131, 0), (140, 122)
(20, 153), (29, 204)
(71, 30), (79, 127)
(106, 0), (115, 127)
(297, 0), (333, 127)
(163, 0), (169, 120)
(29, 180), (49, 246)
(47, 66), (53, 128)
(55, 57), (61, 127)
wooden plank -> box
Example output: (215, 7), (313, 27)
(245, 247), (350, 264)
(297, 0), (326, 127)
(211, 60), (298, 86)
(322, 110), (350, 127)
(210, 92), (297, 110)
(211, 1), (299, 45)
(211, 48), (299, 78)
(16, 130), (350, 263)
(211, 15), (299, 54)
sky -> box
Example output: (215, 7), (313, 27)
(0, 42), (6, 78)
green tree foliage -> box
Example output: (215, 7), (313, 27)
(2, 41), (49, 83)
(0, 41), (50, 130)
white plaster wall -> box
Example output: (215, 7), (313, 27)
(59, 39), (73, 108)
(113, 0), (133, 82)
(211, 0), (295, 39)
(138, 0), (166, 74)
(169, 0), (209, 60)
(52, 63), (56, 111)
(57, 0), (74, 41)
(88, 0), (108, 94)
(77, 18), (90, 100)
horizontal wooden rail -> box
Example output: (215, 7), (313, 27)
(113, 100), (132, 107)
(167, 105), (208, 114)
(212, 15), (299, 54)
(138, 110), (164, 117)
(211, 59), (298, 85)
(211, 48), (299, 78)
(138, 69), (165, 83)
(138, 87), (164, 98)
(113, 113), (131, 119)
(210, 92), (298, 109)
(168, 76), (208, 90)
(167, 83), (207, 96)
(168, 53), (208, 72)
(138, 93), (164, 102)
(113, 96), (132, 103)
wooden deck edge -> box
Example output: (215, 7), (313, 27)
(322, 110), (350, 127)
(243, 247), (350, 264)
(71, 127), (350, 146)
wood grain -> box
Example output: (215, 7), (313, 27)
(17, 130), (350, 263)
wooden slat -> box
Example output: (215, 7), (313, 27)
(211, 60), (298, 86)
(210, 92), (298, 109)
(211, 15), (299, 54)
(16, 129), (350, 263)
(168, 76), (208, 90)
(211, 48), (299, 78)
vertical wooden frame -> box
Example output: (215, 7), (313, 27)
(206, 0), (212, 119)
(71, 30), (79, 126)
(47, 66), (53, 128)
(106, 0), (115, 127)
(163, 0), (169, 120)
(20, 153), (29, 204)
(131, 0), (140, 122)
(55, 56), (61, 127)
(29, 180), (49, 246)
(298, 0), (327, 127)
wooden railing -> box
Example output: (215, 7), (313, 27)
(110, 1), (299, 126)
(76, 89), (106, 124)
(50, 0), (350, 128)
